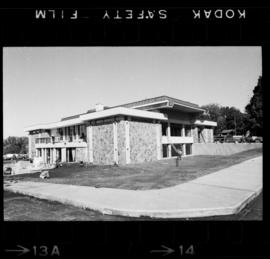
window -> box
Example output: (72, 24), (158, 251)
(162, 124), (167, 136)
(171, 123), (182, 136)
(185, 125), (191, 137)
(186, 144), (192, 155)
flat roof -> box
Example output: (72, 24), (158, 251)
(25, 107), (168, 132)
(25, 96), (210, 132)
(112, 95), (205, 113)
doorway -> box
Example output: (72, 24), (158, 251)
(67, 148), (76, 162)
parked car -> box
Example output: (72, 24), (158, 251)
(3, 153), (18, 160)
(244, 136), (263, 143)
(232, 135), (245, 143)
(214, 129), (241, 143)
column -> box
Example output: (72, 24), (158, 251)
(181, 124), (186, 137)
(182, 144), (186, 156)
(167, 122), (171, 157)
(125, 117), (131, 164)
(63, 127), (66, 141)
(156, 122), (161, 160)
(113, 121), (118, 164)
(53, 148), (57, 163)
(40, 148), (44, 162)
(49, 148), (53, 164)
(28, 134), (32, 159)
(75, 125), (79, 141)
(61, 148), (66, 162)
(44, 149), (47, 164)
(87, 124), (93, 163)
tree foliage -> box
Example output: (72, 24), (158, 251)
(198, 76), (262, 136)
(3, 136), (28, 155)
(199, 104), (247, 135)
(245, 76), (263, 136)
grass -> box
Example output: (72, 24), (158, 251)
(3, 191), (128, 221)
(4, 148), (262, 190)
(4, 190), (262, 221)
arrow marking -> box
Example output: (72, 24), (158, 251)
(5, 245), (30, 256)
(150, 245), (174, 256)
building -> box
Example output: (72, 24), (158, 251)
(25, 96), (217, 165)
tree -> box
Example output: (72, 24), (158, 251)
(220, 106), (247, 135)
(198, 103), (224, 134)
(3, 136), (28, 155)
(199, 104), (248, 135)
(245, 76), (263, 136)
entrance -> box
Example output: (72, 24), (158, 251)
(67, 148), (76, 162)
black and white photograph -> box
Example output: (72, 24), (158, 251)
(3, 46), (262, 221)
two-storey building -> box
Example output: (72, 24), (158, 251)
(25, 96), (217, 165)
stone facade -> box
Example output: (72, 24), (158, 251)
(201, 127), (213, 143)
(191, 127), (199, 143)
(75, 147), (87, 162)
(29, 133), (39, 158)
(117, 120), (126, 165)
(92, 123), (114, 165)
(129, 121), (158, 163)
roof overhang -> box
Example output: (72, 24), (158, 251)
(131, 100), (205, 113)
(80, 107), (168, 121)
(169, 103), (205, 113)
(25, 107), (168, 132)
(25, 118), (84, 132)
(194, 120), (217, 127)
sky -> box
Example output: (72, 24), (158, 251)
(3, 47), (262, 138)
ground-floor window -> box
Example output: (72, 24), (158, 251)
(186, 144), (192, 155)
(162, 144), (168, 158)
(162, 143), (193, 158)
(171, 144), (183, 157)
(56, 148), (61, 162)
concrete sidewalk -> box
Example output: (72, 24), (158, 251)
(4, 156), (262, 219)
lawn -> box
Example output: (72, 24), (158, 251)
(4, 190), (262, 221)
(5, 148), (262, 190)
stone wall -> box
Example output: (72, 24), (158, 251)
(201, 128), (214, 143)
(191, 127), (199, 143)
(117, 120), (126, 165)
(192, 143), (262, 156)
(129, 121), (157, 163)
(75, 147), (87, 162)
(92, 123), (114, 164)
(29, 133), (39, 158)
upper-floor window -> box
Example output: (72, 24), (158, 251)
(185, 125), (192, 137)
(171, 123), (182, 136)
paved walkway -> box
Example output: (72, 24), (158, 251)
(4, 156), (262, 219)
